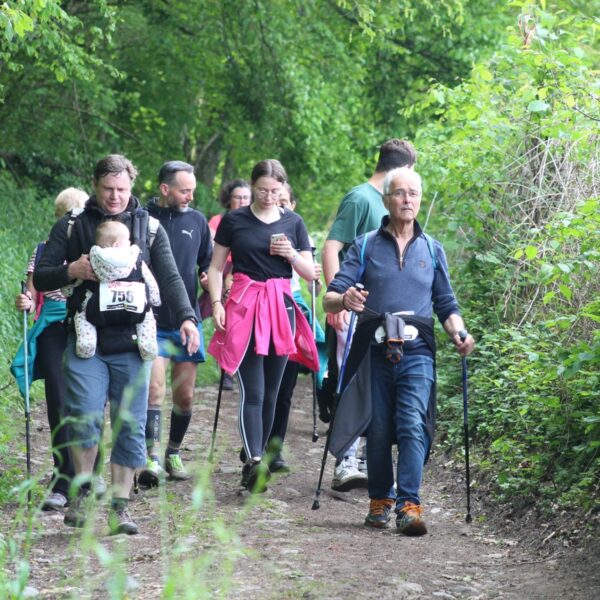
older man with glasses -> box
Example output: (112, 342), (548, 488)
(324, 166), (475, 535)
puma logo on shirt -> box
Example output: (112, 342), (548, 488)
(182, 229), (193, 238)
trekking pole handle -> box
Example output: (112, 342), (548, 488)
(20, 281), (32, 313)
(458, 329), (468, 342)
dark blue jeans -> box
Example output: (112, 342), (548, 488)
(366, 350), (434, 507)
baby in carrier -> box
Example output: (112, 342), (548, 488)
(63, 220), (161, 360)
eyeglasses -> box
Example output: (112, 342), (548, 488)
(254, 187), (282, 199)
(386, 188), (421, 200)
(231, 194), (251, 201)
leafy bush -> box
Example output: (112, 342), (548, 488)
(419, 4), (600, 511)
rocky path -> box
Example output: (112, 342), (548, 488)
(3, 376), (600, 599)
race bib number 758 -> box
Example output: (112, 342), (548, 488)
(99, 281), (146, 314)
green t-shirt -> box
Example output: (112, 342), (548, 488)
(327, 182), (386, 257)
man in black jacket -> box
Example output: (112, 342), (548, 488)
(34, 154), (199, 535)
(138, 161), (212, 486)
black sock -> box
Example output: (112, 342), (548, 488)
(167, 408), (192, 454)
(145, 407), (161, 450)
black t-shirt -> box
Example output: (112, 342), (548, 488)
(214, 206), (312, 282)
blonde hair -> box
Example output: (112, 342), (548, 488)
(54, 187), (88, 219)
(95, 220), (130, 247)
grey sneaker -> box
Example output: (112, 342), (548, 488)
(222, 373), (235, 391)
(165, 453), (191, 481)
(331, 456), (368, 492)
(42, 491), (68, 511)
(109, 504), (138, 535)
(93, 475), (107, 499)
(138, 456), (165, 487)
(64, 489), (92, 528)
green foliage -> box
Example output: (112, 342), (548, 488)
(419, 3), (600, 511)
(0, 0), (509, 227)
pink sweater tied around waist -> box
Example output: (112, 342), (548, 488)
(208, 272), (319, 376)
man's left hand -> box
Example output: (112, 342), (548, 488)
(180, 319), (200, 355)
(454, 332), (475, 357)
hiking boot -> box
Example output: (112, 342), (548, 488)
(396, 501), (427, 536)
(241, 460), (271, 493)
(64, 488), (92, 528)
(138, 456), (165, 487)
(364, 498), (395, 528)
(108, 504), (139, 536)
(93, 475), (107, 499)
(268, 452), (290, 474)
(331, 456), (368, 492)
(165, 453), (191, 481)
(42, 491), (68, 511)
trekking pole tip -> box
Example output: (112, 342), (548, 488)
(311, 489), (322, 510)
(465, 513), (472, 524)
(312, 433), (319, 443)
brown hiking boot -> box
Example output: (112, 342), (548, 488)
(396, 501), (427, 536)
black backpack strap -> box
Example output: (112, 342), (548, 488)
(131, 209), (148, 257)
(34, 242), (46, 268)
(131, 208), (159, 264)
(356, 230), (377, 284)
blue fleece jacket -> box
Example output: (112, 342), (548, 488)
(327, 217), (460, 356)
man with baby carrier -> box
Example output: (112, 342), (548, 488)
(34, 154), (199, 535)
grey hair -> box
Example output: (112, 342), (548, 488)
(383, 167), (422, 195)
(158, 161), (195, 186)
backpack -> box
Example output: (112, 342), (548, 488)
(67, 207), (159, 261)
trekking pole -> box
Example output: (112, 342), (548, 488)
(459, 329), (472, 523)
(208, 369), (226, 463)
(311, 284), (362, 510)
(21, 282), (32, 506)
(310, 249), (319, 443)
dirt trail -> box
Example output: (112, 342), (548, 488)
(4, 376), (600, 599)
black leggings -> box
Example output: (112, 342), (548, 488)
(268, 360), (300, 446)
(35, 321), (74, 495)
(237, 306), (295, 459)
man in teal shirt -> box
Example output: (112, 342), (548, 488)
(322, 138), (417, 491)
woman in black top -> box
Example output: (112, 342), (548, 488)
(208, 159), (317, 492)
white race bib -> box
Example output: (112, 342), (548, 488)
(99, 281), (146, 314)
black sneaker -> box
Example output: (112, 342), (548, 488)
(109, 504), (139, 535)
(316, 384), (333, 424)
(241, 461), (271, 493)
(64, 488), (91, 528)
(269, 453), (290, 473)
